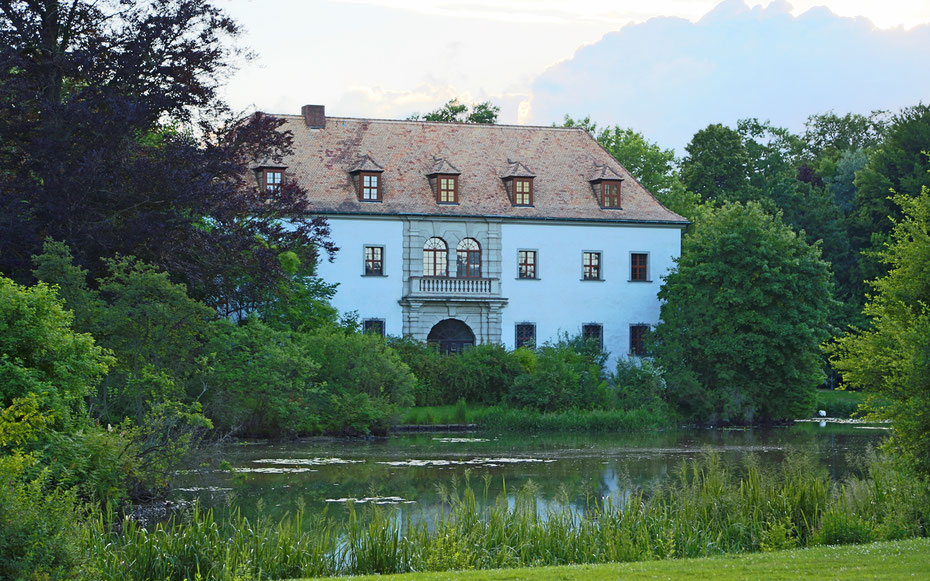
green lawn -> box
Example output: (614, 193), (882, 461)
(306, 537), (930, 580)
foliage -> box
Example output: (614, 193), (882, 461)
(611, 357), (672, 416)
(802, 110), (888, 158)
(80, 452), (930, 578)
(852, 104), (930, 283)
(408, 98), (499, 123)
(386, 337), (446, 406)
(680, 123), (751, 203)
(0, 275), (112, 431)
(652, 202), (834, 423)
(472, 405), (674, 432)
(0, 1), (335, 312)
(830, 190), (930, 474)
(33, 241), (215, 424)
(0, 454), (84, 581)
(508, 336), (609, 412)
(202, 319), (323, 437)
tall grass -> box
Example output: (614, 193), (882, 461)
(471, 405), (675, 431)
(81, 452), (930, 580)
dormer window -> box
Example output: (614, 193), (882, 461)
(438, 175), (458, 203)
(501, 160), (536, 207)
(426, 157), (462, 205)
(347, 154), (385, 202)
(262, 169), (284, 193)
(514, 178), (533, 206)
(589, 163), (624, 209)
(360, 172), (381, 201)
(600, 181), (621, 208)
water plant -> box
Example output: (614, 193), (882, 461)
(80, 451), (930, 580)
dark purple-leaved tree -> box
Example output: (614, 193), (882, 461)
(0, 0), (335, 315)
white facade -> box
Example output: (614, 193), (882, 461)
(316, 214), (683, 366)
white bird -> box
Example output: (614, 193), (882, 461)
(818, 410), (827, 417)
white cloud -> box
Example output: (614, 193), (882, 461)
(526, 0), (930, 151)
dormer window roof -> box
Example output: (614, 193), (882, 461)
(348, 154), (385, 201)
(253, 162), (288, 194)
(589, 163), (624, 209)
(426, 157), (461, 204)
(501, 160), (536, 206)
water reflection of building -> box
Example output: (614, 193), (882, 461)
(258, 105), (687, 363)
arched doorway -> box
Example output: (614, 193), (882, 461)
(427, 319), (475, 354)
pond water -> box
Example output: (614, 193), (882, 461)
(172, 422), (887, 523)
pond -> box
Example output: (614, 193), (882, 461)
(172, 422), (887, 524)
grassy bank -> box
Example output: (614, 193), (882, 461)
(319, 537), (930, 580)
(82, 452), (930, 580)
(814, 389), (867, 418)
(397, 404), (675, 431)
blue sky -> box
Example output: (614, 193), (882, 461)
(220, 0), (930, 152)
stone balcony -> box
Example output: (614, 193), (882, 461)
(405, 276), (501, 300)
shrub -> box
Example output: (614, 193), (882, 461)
(612, 357), (671, 414)
(386, 337), (444, 406)
(0, 454), (84, 580)
(203, 319), (323, 437)
(436, 343), (523, 405)
(508, 336), (609, 412)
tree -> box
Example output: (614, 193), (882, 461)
(830, 190), (930, 474)
(0, 1), (335, 312)
(680, 123), (751, 203)
(408, 98), (499, 124)
(802, 110), (888, 159)
(852, 104), (930, 284)
(652, 202), (834, 423)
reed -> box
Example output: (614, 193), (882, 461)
(80, 452), (930, 580)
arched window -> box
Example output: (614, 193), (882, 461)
(423, 237), (448, 277)
(456, 238), (482, 278)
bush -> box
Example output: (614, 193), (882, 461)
(436, 344), (523, 405)
(0, 454), (84, 580)
(386, 337), (444, 406)
(508, 336), (609, 412)
(612, 357), (669, 412)
(203, 319), (323, 437)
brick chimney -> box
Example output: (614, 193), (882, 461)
(301, 104), (325, 128)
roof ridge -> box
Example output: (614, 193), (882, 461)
(271, 113), (589, 132)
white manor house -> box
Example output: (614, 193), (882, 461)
(256, 105), (687, 363)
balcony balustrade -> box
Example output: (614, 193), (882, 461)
(406, 276), (500, 299)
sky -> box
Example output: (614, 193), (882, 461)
(219, 0), (930, 152)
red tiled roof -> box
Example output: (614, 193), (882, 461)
(273, 115), (688, 224)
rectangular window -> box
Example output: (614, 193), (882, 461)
(363, 319), (385, 337)
(518, 250), (537, 279)
(514, 178), (533, 206)
(361, 173), (381, 201)
(582, 323), (603, 350)
(364, 246), (383, 276)
(582, 251), (601, 280)
(263, 169), (283, 193)
(631, 253), (648, 281)
(515, 323), (536, 348)
(601, 182), (620, 208)
(438, 176), (458, 203)
(630, 324), (649, 356)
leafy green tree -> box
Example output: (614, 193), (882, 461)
(852, 104), (930, 283)
(831, 190), (930, 474)
(652, 202), (834, 423)
(408, 98), (499, 123)
(680, 123), (751, 203)
(802, 110), (888, 159)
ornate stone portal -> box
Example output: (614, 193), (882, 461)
(399, 217), (507, 344)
